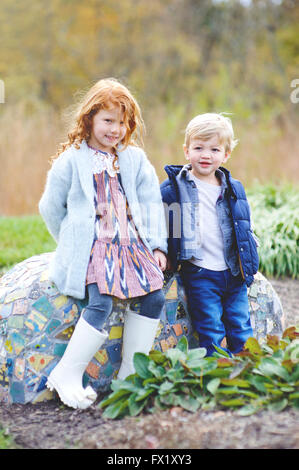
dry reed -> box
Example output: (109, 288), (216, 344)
(0, 104), (298, 216)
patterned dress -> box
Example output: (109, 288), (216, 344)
(86, 148), (164, 299)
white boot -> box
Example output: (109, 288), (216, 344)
(46, 315), (108, 409)
(117, 311), (160, 380)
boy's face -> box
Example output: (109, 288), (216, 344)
(184, 135), (230, 185)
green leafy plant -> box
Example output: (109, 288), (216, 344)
(248, 184), (299, 278)
(99, 327), (299, 419)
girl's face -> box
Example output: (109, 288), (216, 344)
(88, 105), (127, 153)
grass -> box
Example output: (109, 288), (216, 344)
(0, 215), (56, 273)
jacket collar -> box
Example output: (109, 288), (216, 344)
(164, 164), (236, 196)
(73, 140), (130, 204)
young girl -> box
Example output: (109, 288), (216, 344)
(39, 78), (167, 410)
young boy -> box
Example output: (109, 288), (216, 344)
(160, 113), (259, 356)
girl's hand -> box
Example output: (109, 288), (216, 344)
(153, 249), (167, 272)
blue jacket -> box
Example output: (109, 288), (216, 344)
(160, 164), (259, 287)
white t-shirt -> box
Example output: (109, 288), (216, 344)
(189, 173), (228, 271)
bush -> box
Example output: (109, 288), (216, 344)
(248, 184), (299, 278)
(99, 327), (299, 419)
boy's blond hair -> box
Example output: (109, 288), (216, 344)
(184, 113), (238, 153)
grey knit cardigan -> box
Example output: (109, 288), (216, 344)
(39, 140), (167, 299)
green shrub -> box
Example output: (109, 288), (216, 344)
(99, 327), (299, 419)
(248, 184), (299, 278)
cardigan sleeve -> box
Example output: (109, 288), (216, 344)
(135, 149), (168, 253)
(39, 153), (72, 242)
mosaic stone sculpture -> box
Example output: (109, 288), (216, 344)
(0, 252), (284, 405)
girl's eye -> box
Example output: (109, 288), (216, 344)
(212, 148), (220, 152)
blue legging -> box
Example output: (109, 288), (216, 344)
(82, 283), (165, 331)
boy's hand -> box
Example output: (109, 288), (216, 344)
(153, 249), (167, 271)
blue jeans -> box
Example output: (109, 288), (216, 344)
(180, 262), (253, 356)
(82, 283), (165, 331)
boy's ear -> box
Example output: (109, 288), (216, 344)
(183, 144), (189, 160)
(223, 151), (231, 163)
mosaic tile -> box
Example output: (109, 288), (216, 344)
(12, 300), (28, 315)
(103, 363), (114, 377)
(63, 303), (78, 323)
(25, 309), (48, 333)
(106, 343), (121, 363)
(0, 319), (8, 336)
(32, 388), (53, 403)
(166, 301), (178, 324)
(40, 270), (49, 282)
(177, 302), (187, 319)
(0, 387), (10, 404)
(0, 303), (13, 319)
(7, 315), (24, 330)
(94, 348), (108, 365)
(32, 296), (54, 318)
(55, 324), (75, 340)
(4, 338), (13, 354)
(155, 321), (164, 338)
(45, 319), (61, 335)
(6, 359), (13, 377)
(86, 361), (100, 379)
(165, 279), (178, 299)
(53, 295), (68, 309)
(109, 325), (123, 340)
(0, 252), (285, 404)
(36, 375), (48, 392)
(172, 323), (183, 336)
(27, 353), (54, 373)
(160, 339), (172, 352)
(30, 335), (51, 351)
(167, 335), (178, 348)
(53, 343), (67, 357)
(249, 300), (260, 312)
(28, 284), (42, 300)
(4, 289), (27, 304)
(0, 364), (9, 387)
(14, 358), (26, 380)
(10, 381), (25, 404)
